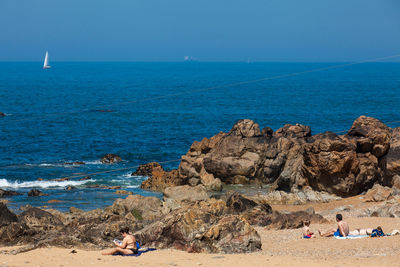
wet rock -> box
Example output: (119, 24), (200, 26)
(0, 203), (18, 226)
(79, 176), (91, 181)
(27, 189), (48, 197)
(0, 189), (22, 198)
(132, 162), (163, 177)
(100, 154), (122, 164)
(65, 186), (76, 190)
(0, 112), (5, 117)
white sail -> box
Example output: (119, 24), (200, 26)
(43, 51), (51, 69)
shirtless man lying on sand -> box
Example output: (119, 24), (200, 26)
(319, 214), (349, 237)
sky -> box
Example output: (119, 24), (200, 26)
(0, 0), (400, 62)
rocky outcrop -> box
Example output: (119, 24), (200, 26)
(27, 189), (48, 197)
(177, 116), (391, 197)
(135, 198), (261, 253)
(0, 189), (22, 198)
(387, 127), (400, 185)
(0, 192), (328, 253)
(100, 154), (122, 164)
(0, 112), (5, 117)
(138, 163), (186, 191)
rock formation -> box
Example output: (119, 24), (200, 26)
(100, 154), (122, 164)
(27, 189), (48, 197)
(0, 192), (328, 253)
(136, 162), (186, 191)
(176, 116), (392, 197)
(0, 189), (22, 198)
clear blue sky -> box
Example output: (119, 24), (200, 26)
(1, 0), (399, 62)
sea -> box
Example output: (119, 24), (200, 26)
(0, 62), (399, 212)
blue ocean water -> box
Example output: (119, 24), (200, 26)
(0, 62), (399, 211)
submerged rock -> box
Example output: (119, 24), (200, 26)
(0, 112), (5, 117)
(28, 189), (48, 197)
(100, 154), (122, 164)
(0, 189), (22, 198)
(27, 189), (48, 197)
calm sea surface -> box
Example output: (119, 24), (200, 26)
(1, 62), (399, 211)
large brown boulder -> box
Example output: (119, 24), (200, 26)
(302, 116), (390, 196)
(105, 194), (163, 222)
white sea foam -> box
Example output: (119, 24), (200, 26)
(84, 160), (102, 165)
(0, 178), (94, 189)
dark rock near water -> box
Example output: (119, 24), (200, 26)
(0, 189), (22, 198)
(0, 112), (5, 117)
(140, 164), (186, 191)
(100, 154), (122, 164)
(27, 189), (48, 197)
(0, 203), (18, 226)
(65, 186), (76, 191)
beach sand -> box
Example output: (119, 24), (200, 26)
(1, 198), (400, 267)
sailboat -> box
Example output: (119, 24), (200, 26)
(43, 51), (51, 69)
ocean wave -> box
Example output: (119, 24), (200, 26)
(0, 178), (94, 189)
(84, 160), (102, 165)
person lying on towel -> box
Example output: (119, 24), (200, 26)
(318, 214), (349, 237)
(102, 226), (138, 255)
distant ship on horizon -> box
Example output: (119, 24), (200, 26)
(43, 51), (51, 69)
(184, 56), (197, 62)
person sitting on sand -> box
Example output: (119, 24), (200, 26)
(102, 227), (138, 255)
(319, 214), (349, 237)
(302, 220), (315, 238)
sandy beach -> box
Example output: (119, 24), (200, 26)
(1, 197), (400, 267)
